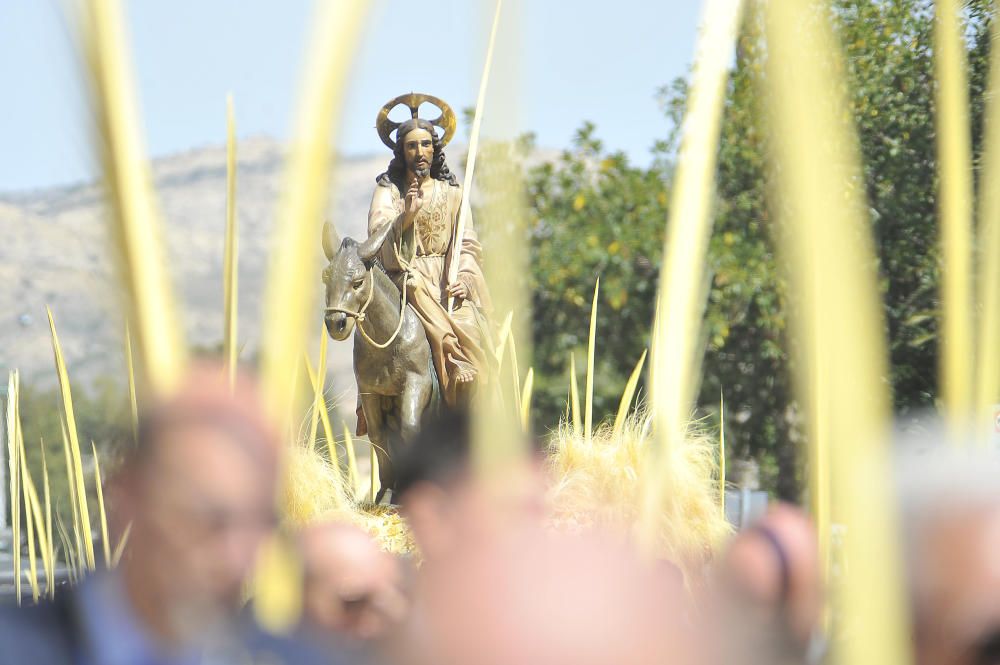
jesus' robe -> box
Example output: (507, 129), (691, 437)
(366, 177), (493, 406)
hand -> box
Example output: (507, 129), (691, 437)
(403, 179), (423, 227)
(447, 280), (470, 301)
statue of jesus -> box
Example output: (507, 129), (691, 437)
(367, 93), (493, 406)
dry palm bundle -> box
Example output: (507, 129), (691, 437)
(547, 410), (730, 585)
(281, 435), (414, 556)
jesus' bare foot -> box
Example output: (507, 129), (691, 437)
(448, 355), (477, 384)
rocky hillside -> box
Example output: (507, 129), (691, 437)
(0, 136), (416, 417)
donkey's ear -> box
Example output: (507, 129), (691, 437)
(322, 221), (340, 260)
(357, 220), (394, 264)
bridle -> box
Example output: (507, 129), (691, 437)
(325, 269), (409, 350)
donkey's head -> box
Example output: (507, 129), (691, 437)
(321, 221), (392, 341)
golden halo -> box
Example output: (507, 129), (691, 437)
(376, 92), (456, 150)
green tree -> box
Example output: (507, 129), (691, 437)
(526, 0), (994, 499)
(527, 124), (669, 425)
(8, 377), (129, 538)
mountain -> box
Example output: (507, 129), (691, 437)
(0, 136), (411, 418)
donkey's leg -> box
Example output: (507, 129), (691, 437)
(360, 391), (393, 499)
(400, 373), (433, 443)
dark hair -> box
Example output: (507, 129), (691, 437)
(376, 118), (459, 190)
(393, 408), (472, 501)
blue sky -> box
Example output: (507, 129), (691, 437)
(0, 0), (702, 192)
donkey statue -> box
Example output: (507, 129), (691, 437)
(321, 221), (438, 501)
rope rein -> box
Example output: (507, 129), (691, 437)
(326, 192), (447, 350)
(325, 244), (411, 350)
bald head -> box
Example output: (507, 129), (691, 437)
(299, 522), (407, 642)
(410, 527), (689, 665)
(130, 363), (279, 469)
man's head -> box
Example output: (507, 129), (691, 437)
(397, 120), (434, 178)
(109, 365), (280, 640)
(899, 448), (1000, 665)
(716, 503), (822, 659)
(409, 528), (690, 665)
(379, 118), (457, 188)
(299, 522), (407, 643)
(393, 409), (473, 559)
(394, 409), (546, 561)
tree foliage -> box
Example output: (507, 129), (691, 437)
(8, 377), (128, 530)
(527, 124), (669, 425)
(527, 0), (994, 498)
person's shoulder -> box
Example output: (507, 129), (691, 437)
(0, 594), (78, 664)
(0, 591), (75, 633)
(237, 619), (362, 665)
(373, 177), (402, 206)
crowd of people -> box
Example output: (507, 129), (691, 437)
(0, 365), (996, 665)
